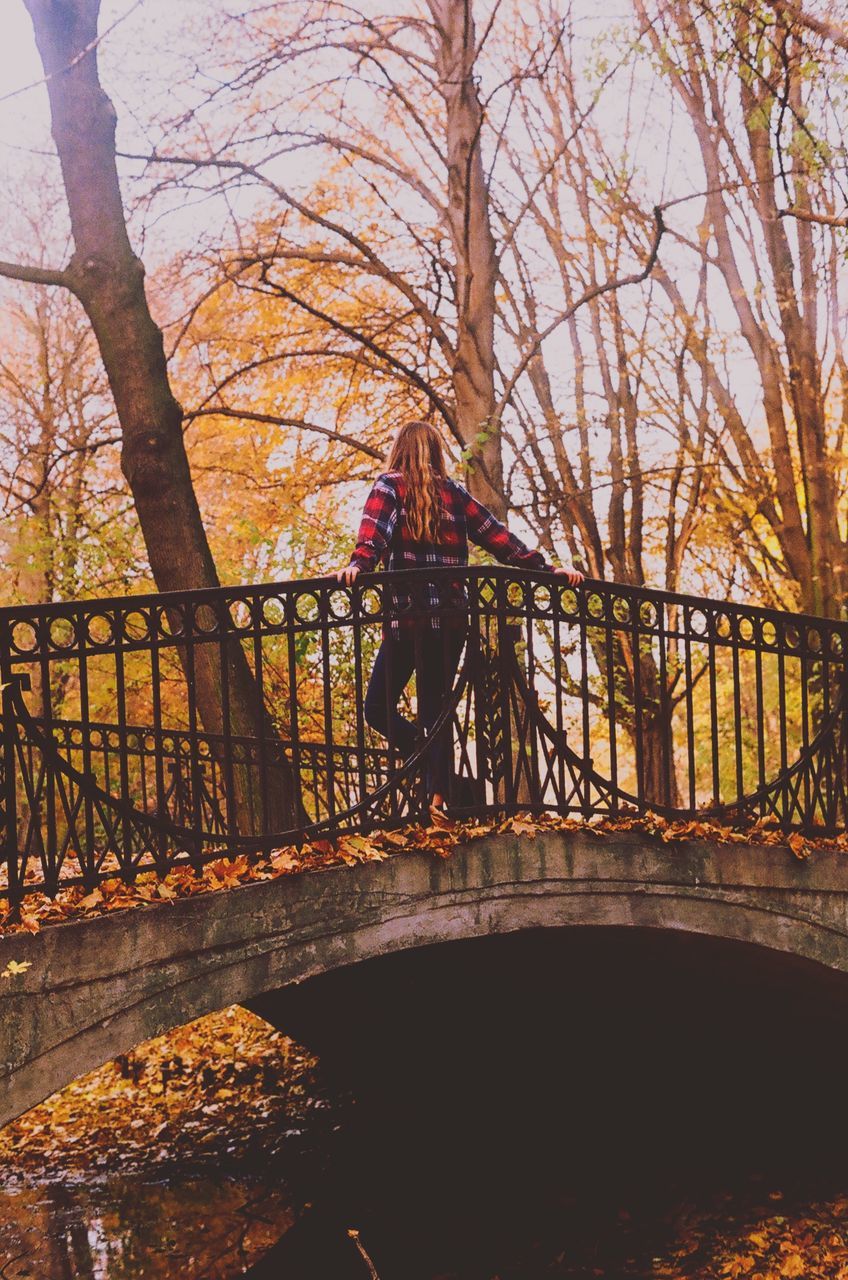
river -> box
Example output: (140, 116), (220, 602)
(0, 1174), (295, 1279)
(5, 1159), (848, 1277)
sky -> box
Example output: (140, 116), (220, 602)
(1, 0), (845, 601)
(0, 0), (209, 201)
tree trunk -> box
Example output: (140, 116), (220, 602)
(739, 33), (841, 616)
(23, 0), (295, 831)
(427, 0), (505, 519)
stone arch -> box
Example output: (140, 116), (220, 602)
(2, 829), (848, 1127)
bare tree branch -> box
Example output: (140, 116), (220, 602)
(183, 406), (385, 461)
(0, 259), (70, 288)
(494, 205), (666, 427)
(778, 205), (848, 227)
(764, 0), (848, 53)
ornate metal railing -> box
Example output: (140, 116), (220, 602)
(1, 567), (846, 907)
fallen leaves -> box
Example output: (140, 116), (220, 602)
(0, 1005), (323, 1180)
(787, 833), (811, 861)
(648, 1181), (848, 1280)
(1, 959), (32, 979)
(1, 810), (845, 937)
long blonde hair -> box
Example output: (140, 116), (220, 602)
(386, 419), (447, 544)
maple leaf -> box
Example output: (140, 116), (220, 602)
(376, 829), (409, 848)
(721, 1254), (756, 1276)
(310, 839), (336, 855)
(508, 816), (538, 837)
(270, 849), (298, 873)
(788, 833), (810, 860)
(779, 1253), (806, 1277)
(2, 959), (32, 979)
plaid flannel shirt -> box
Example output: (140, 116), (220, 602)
(349, 471), (550, 628)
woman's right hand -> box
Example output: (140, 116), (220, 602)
(553, 564), (585, 586)
(335, 565), (360, 586)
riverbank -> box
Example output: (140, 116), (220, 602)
(0, 1006), (327, 1182)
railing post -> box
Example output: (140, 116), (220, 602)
(0, 624), (25, 912)
(839, 664), (848, 832)
(494, 576), (516, 813)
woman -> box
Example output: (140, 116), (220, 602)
(337, 419), (584, 817)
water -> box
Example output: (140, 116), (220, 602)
(6, 1123), (848, 1278)
(0, 1174), (295, 1279)
(7, 1167), (848, 1279)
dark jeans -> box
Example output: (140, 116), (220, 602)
(364, 626), (466, 799)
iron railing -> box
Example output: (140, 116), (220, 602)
(1, 567), (846, 907)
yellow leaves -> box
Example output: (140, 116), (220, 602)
(498, 815), (537, 837)
(668, 1183), (848, 1280)
(1, 958), (32, 979)
(377, 828), (410, 848)
(779, 1254), (806, 1277)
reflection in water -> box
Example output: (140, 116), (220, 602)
(0, 1174), (294, 1280)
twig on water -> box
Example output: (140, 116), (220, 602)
(347, 1227), (380, 1278)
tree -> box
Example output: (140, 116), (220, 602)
(0, 0), (295, 827)
(0, 287), (125, 611)
(635, 0), (848, 619)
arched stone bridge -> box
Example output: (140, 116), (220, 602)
(4, 827), (848, 1128)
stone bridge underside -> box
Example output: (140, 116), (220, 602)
(4, 829), (848, 1128)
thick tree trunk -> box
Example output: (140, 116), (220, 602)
(427, 0), (506, 520)
(23, 0), (294, 831)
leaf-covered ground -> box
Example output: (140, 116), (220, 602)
(0, 1006), (323, 1183)
(479, 1180), (848, 1279)
(2, 811), (844, 938)
(652, 1181), (848, 1280)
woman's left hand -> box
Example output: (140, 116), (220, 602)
(553, 564), (585, 585)
(335, 565), (360, 586)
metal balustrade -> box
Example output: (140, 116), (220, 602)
(1, 567), (846, 908)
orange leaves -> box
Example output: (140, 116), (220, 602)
(0, 1005), (320, 1180)
(721, 1254), (756, 1276)
(787, 833), (811, 861)
(779, 1253), (806, 1277)
(2, 811), (845, 938)
(206, 855), (253, 889)
(654, 1186), (848, 1280)
(335, 834), (389, 866)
